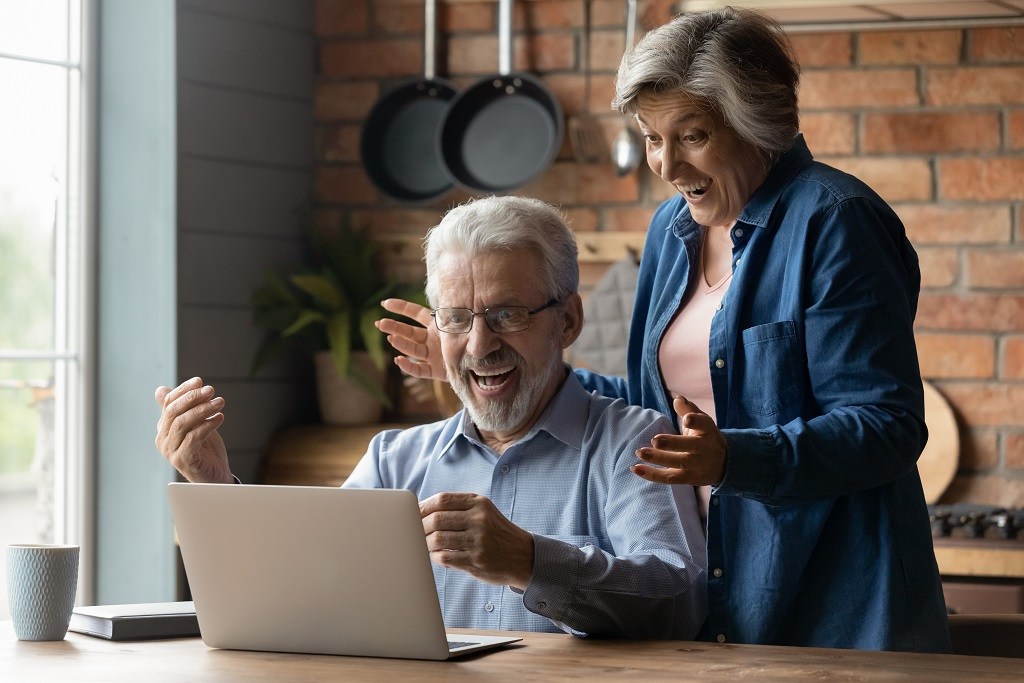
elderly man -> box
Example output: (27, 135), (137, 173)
(155, 195), (706, 639)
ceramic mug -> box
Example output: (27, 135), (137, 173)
(6, 544), (80, 641)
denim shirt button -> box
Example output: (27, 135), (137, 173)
(717, 633), (726, 643)
(713, 568), (723, 577)
(734, 228), (744, 238)
(714, 358), (725, 369)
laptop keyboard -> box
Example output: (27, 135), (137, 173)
(447, 640), (477, 650)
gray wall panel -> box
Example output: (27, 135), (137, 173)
(212, 379), (313, 453)
(179, 158), (310, 237)
(180, 0), (312, 31)
(179, 307), (307, 381)
(178, 9), (313, 98)
(179, 83), (312, 167)
(179, 233), (304, 308)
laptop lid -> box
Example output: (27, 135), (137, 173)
(167, 483), (520, 660)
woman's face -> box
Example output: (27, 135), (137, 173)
(636, 91), (767, 231)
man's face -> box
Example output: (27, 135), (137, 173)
(434, 247), (569, 437)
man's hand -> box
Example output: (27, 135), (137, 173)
(633, 396), (727, 486)
(419, 492), (534, 590)
(375, 298), (447, 381)
(154, 377), (233, 484)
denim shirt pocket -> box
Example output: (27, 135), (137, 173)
(739, 321), (801, 419)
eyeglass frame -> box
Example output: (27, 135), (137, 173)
(430, 298), (561, 335)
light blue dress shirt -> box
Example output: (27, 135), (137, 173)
(343, 370), (708, 638)
(577, 135), (950, 652)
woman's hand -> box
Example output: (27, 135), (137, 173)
(633, 396), (727, 486)
(375, 298), (447, 382)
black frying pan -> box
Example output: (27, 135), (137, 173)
(438, 0), (563, 193)
(361, 0), (456, 204)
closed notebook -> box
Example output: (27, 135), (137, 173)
(69, 601), (199, 640)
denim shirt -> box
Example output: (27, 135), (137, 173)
(577, 135), (951, 652)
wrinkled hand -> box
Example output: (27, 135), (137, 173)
(420, 492), (534, 590)
(375, 298), (447, 382)
(154, 377), (233, 484)
(633, 396), (727, 486)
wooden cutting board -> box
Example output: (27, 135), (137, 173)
(918, 380), (959, 503)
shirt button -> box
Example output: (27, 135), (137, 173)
(716, 302), (723, 311)
(735, 258), (741, 266)
(484, 602), (494, 612)
(713, 568), (723, 578)
(712, 497), (719, 506)
(537, 601), (547, 610)
(734, 228), (744, 238)
(714, 358), (725, 369)
(717, 634), (726, 643)
(501, 465), (510, 474)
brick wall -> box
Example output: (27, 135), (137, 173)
(313, 0), (1024, 506)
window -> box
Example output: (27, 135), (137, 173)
(0, 0), (90, 618)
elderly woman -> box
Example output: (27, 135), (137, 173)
(380, 7), (950, 652)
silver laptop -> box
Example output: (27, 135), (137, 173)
(167, 483), (522, 660)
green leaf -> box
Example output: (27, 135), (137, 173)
(281, 309), (327, 338)
(359, 305), (388, 371)
(326, 310), (351, 378)
(291, 273), (343, 310)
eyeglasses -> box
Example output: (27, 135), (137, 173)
(431, 299), (561, 334)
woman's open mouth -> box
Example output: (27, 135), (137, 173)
(681, 177), (711, 199)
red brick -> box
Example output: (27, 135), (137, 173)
(590, 29), (627, 72)
(966, 249), (1024, 289)
(313, 82), (379, 122)
(800, 113), (855, 155)
(516, 161), (639, 205)
(351, 208), (446, 235)
(315, 0), (369, 37)
(957, 428), (1000, 471)
(1007, 432), (1024, 469)
(819, 157), (932, 202)
(564, 208), (599, 232)
(603, 207), (656, 232)
(543, 73), (616, 116)
(315, 165), (380, 205)
(520, 0), (579, 29)
(942, 473), (1024, 507)
(939, 382), (1024, 427)
(916, 294), (1024, 332)
(320, 39), (422, 78)
(916, 247), (958, 288)
(969, 27), (1024, 63)
(1011, 110), (1024, 150)
(1002, 335), (1024, 380)
(373, 3), (421, 35)
(938, 158), (1024, 201)
(316, 124), (361, 163)
(638, 0), (676, 30)
(863, 112), (1000, 154)
(448, 34), (574, 75)
(859, 30), (961, 65)
(895, 205), (1011, 245)
(917, 332), (996, 379)
(927, 66), (1024, 105)
(789, 33), (852, 67)
(592, 0), (631, 28)
(438, 2), (494, 33)
(800, 69), (918, 109)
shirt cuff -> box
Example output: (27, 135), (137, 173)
(716, 428), (775, 498)
(521, 534), (579, 624)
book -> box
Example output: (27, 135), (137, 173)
(68, 601), (200, 641)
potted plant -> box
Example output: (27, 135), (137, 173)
(250, 219), (424, 425)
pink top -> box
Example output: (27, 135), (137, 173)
(658, 231), (732, 520)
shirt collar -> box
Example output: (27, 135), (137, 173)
(437, 365), (590, 458)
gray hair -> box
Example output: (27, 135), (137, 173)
(613, 6), (800, 158)
(424, 196), (578, 308)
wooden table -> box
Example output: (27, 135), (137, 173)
(3, 623), (1021, 681)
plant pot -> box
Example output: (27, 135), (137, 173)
(313, 350), (385, 426)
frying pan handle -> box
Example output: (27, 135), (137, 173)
(625, 0), (637, 53)
(499, 0), (512, 76)
(425, 0), (438, 80)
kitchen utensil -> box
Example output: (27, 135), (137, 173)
(360, 0), (456, 203)
(612, 0), (642, 176)
(918, 380), (959, 504)
(568, 0), (606, 164)
(438, 0), (563, 193)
